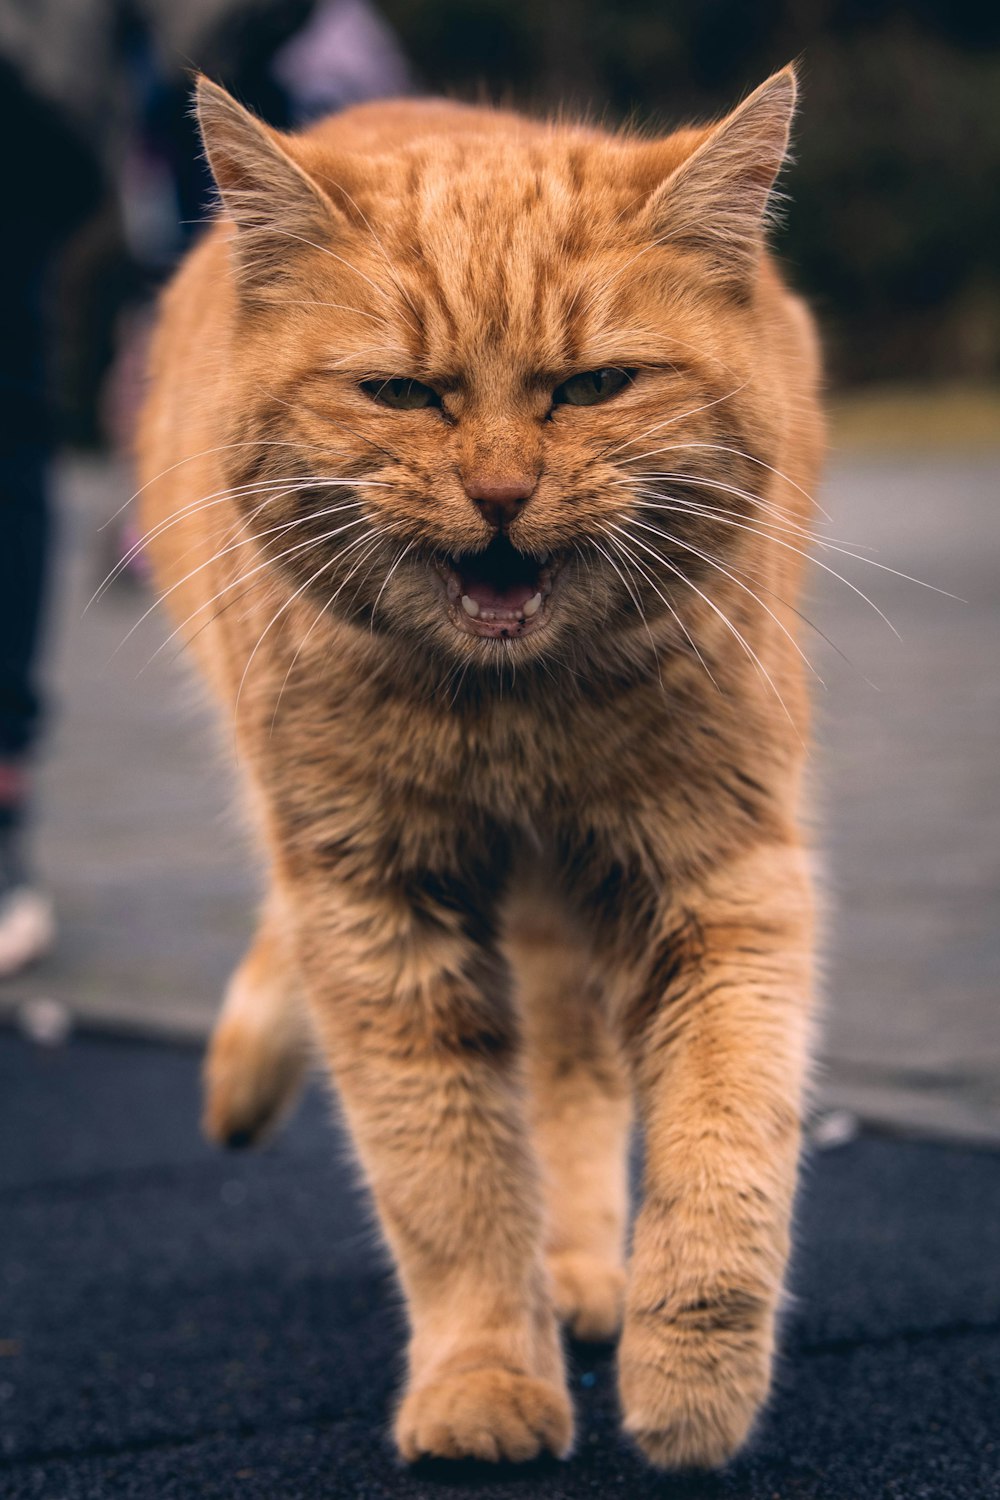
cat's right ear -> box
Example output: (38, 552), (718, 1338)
(640, 66), (798, 290)
(194, 75), (339, 292)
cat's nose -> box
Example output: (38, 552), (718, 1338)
(464, 476), (537, 532)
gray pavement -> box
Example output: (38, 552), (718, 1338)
(1, 448), (997, 1141)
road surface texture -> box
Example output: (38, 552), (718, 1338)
(1, 1029), (998, 1499)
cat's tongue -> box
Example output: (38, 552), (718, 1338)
(462, 576), (536, 613)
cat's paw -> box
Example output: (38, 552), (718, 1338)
(617, 1309), (771, 1469)
(395, 1367), (573, 1464)
(548, 1250), (625, 1342)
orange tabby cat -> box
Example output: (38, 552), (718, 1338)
(138, 65), (823, 1470)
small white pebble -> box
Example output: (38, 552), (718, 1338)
(17, 997), (73, 1047)
(809, 1110), (859, 1149)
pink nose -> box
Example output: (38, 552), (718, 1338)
(464, 477), (536, 532)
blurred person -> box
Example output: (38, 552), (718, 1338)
(0, 0), (410, 977)
(0, 55), (100, 976)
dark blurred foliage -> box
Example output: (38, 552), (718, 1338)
(378, 0), (1000, 386)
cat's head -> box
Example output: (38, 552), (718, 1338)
(196, 68), (801, 676)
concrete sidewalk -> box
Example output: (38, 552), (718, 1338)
(1, 450), (998, 1140)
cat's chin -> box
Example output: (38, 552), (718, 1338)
(434, 537), (564, 643)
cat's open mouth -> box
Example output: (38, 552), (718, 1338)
(437, 537), (561, 640)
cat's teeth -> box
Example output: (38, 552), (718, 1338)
(461, 594), (481, 618)
(522, 592), (543, 618)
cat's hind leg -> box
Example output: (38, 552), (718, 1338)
(203, 897), (312, 1148)
(506, 880), (632, 1343)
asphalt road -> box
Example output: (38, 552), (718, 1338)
(1, 1029), (998, 1500)
(1, 448), (998, 1141)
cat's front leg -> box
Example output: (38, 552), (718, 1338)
(285, 866), (573, 1465)
(612, 841), (815, 1470)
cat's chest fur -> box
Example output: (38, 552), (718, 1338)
(259, 640), (777, 890)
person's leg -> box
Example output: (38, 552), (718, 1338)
(0, 448), (50, 771)
(0, 64), (102, 976)
(0, 253), (56, 975)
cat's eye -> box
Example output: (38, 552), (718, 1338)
(361, 377), (441, 411)
(552, 367), (633, 408)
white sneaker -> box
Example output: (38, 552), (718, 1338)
(0, 886), (55, 978)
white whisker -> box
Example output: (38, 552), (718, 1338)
(623, 475), (853, 548)
(623, 440), (833, 521)
(612, 519), (823, 687)
(605, 523), (799, 733)
(130, 514), (370, 667)
(262, 298), (388, 325)
(89, 477), (380, 609)
(598, 382), (749, 461)
(625, 495), (904, 637)
(258, 531), (388, 731)
(369, 541), (416, 631)
(600, 528), (717, 690)
(100, 439), (308, 530)
(624, 515), (870, 683)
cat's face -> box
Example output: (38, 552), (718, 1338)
(201, 73), (796, 673)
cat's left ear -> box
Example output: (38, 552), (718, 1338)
(194, 75), (343, 292)
(644, 65), (798, 288)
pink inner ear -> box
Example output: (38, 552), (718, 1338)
(637, 69), (796, 278)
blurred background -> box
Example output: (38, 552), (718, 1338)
(0, 0), (997, 1144)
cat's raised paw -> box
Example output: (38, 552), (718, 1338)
(618, 1322), (769, 1470)
(548, 1251), (625, 1342)
(395, 1367), (573, 1464)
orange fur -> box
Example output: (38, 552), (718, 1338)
(138, 66), (824, 1469)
